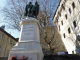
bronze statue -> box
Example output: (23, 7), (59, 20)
(24, 2), (39, 18)
(24, 2), (33, 17)
(31, 2), (39, 18)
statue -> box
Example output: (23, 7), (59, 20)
(24, 2), (33, 17)
(31, 2), (39, 18)
(24, 2), (39, 18)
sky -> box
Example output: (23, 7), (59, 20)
(0, 0), (20, 38)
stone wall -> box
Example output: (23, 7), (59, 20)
(40, 26), (66, 55)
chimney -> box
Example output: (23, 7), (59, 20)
(0, 25), (5, 30)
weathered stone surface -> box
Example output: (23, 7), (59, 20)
(8, 17), (44, 60)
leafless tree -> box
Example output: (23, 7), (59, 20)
(1, 0), (60, 55)
(37, 0), (60, 55)
(38, 0), (59, 27)
(1, 0), (27, 30)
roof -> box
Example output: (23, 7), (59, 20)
(52, 0), (62, 21)
(0, 28), (18, 42)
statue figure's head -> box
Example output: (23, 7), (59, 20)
(29, 2), (32, 4)
(35, 2), (38, 5)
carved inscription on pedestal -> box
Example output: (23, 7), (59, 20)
(21, 25), (34, 39)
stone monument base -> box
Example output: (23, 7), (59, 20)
(8, 17), (44, 60)
(8, 41), (43, 60)
(9, 52), (37, 60)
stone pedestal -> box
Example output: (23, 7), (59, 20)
(8, 17), (44, 60)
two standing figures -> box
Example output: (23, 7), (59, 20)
(24, 2), (39, 18)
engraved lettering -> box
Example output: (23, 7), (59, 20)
(21, 25), (34, 39)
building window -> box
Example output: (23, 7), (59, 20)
(68, 27), (71, 34)
(60, 8), (62, 12)
(0, 32), (1, 39)
(0, 46), (1, 52)
(57, 15), (59, 20)
(73, 21), (76, 28)
(13, 42), (15, 46)
(12, 41), (15, 46)
(59, 25), (60, 31)
(56, 18), (58, 23)
(77, 35), (80, 41)
(9, 39), (10, 44)
(63, 33), (65, 38)
(13, 41), (16, 46)
(7, 50), (10, 56)
(58, 11), (61, 17)
(78, 0), (80, 3)
(65, 14), (67, 19)
(72, 51), (74, 54)
(69, 8), (71, 14)
(10, 40), (12, 45)
(62, 4), (65, 10)
(79, 15), (80, 19)
(2, 33), (5, 40)
(56, 16), (59, 23)
(61, 21), (63, 25)
(72, 2), (75, 9)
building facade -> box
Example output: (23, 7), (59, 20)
(0, 27), (18, 57)
(53, 0), (80, 54)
